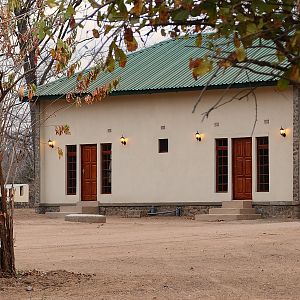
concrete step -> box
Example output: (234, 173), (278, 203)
(45, 212), (77, 219)
(77, 201), (99, 207)
(222, 200), (253, 209)
(60, 205), (81, 213)
(65, 214), (106, 223)
(194, 214), (261, 222)
(209, 208), (256, 215)
(81, 206), (99, 214)
(60, 204), (99, 214)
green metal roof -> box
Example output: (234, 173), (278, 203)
(36, 35), (278, 99)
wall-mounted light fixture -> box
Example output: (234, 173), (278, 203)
(280, 126), (286, 137)
(48, 139), (54, 148)
(195, 131), (202, 142)
(120, 135), (127, 145)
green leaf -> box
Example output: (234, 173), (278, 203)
(65, 5), (75, 19)
(191, 58), (213, 79)
(236, 13), (248, 22)
(57, 39), (64, 49)
(31, 83), (37, 94)
(234, 32), (240, 48)
(195, 34), (202, 47)
(277, 78), (289, 90)
(116, 0), (128, 18)
(8, 0), (20, 11)
(97, 12), (105, 25)
(8, 73), (15, 84)
(88, 0), (101, 9)
(46, 0), (57, 8)
(38, 20), (46, 40)
(276, 51), (285, 63)
(172, 8), (189, 22)
(236, 47), (246, 62)
(106, 56), (115, 73)
(219, 7), (230, 18)
(257, 18), (264, 29)
(251, 0), (268, 13)
(115, 46), (127, 68)
(190, 6), (202, 17)
(107, 6), (121, 22)
(246, 23), (258, 35)
(199, 1), (217, 22)
(130, 16), (140, 25)
(104, 25), (113, 35)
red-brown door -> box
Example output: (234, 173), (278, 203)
(81, 145), (97, 201)
(232, 138), (252, 200)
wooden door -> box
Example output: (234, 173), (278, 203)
(81, 145), (97, 201)
(232, 138), (252, 200)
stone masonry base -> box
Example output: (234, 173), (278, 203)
(99, 204), (222, 218)
(14, 202), (30, 209)
(253, 202), (300, 218)
(36, 202), (300, 219)
(35, 205), (60, 214)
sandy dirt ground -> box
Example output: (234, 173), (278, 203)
(1, 209), (300, 299)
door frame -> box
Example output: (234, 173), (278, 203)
(232, 137), (253, 200)
(81, 144), (97, 201)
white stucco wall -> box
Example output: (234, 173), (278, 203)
(3, 184), (29, 203)
(40, 86), (293, 205)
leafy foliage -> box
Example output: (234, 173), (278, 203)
(55, 125), (71, 136)
(74, 0), (300, 88)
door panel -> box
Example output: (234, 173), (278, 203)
(81, 145), (97, 201)
(232, 138), (252, 200)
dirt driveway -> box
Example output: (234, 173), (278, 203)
(1, 209), (300, 299)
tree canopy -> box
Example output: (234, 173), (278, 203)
(92, 0), (300, 90)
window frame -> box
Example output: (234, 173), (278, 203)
(158, 138), (168, 153)
(66, 145), (77, 195)
(20, 186), (24, 196)
(216, 138), (228, 193)
(101, 143), (112, 194)
(256, 136), (269, 192)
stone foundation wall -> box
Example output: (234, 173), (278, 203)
(98, 202), (300, 219)
(14, 202), (30, 209)
(35, 205), (60, 214)
(28, 183), (36, 208)
(253, 203), (300, 218)
(35, 202), (300, 219)
(99, 203), (222, 217)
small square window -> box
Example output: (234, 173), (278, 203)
(20, 186), (24, 196)
(159, 139), (168, 153)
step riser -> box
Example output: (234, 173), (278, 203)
(60, 206), (82, 213)
(60, 205), (99, 214)
(77, 201), (99, 207)
(209, 208), (256, 215)
(222, 201), (253, 209)
(81, 207), (99, 214)
(195, 214), (261, 221)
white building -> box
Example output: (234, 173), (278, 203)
(1, 184), (29, 205)
(33, 37), (300, 218)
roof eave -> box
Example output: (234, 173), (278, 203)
(31, 80), (277, 102)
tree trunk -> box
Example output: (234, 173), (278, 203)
(0, 159), (15, 276)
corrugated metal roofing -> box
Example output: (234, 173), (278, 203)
(36, 35), (278, 98)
